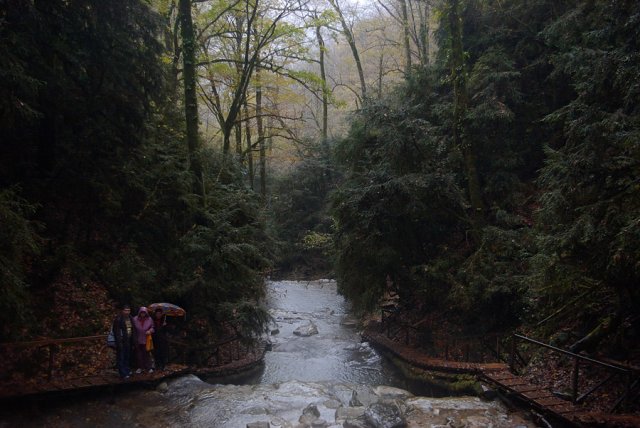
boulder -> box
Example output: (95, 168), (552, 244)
(343, 415), (370, 428)
(303, 404), (321, 418)
(373, 386), (412, 400)
(480, 384), (497, 400)
(349, 390), (362, 407)
(364, 402), (406, 428)
(293, 323), (319, 337)
(335, 406), (365, 422)
(311, 419), (328, 428)
(299, 403), (321, 426)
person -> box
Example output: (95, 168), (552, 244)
(152, 308), (169, 371)
(112, 304), (135, 379)
(132, 306), (155, 374)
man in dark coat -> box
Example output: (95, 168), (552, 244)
(112, 304), (135, 378)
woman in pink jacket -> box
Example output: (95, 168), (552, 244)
(132, 306), (155, 373)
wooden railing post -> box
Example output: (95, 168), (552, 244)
(572, 357), (580, 403)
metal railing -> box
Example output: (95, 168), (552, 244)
(0, 335), (111, 381)
(1, 332), (253, 384)
(510, 333), (637, 411)
(380, 308), (505, 363)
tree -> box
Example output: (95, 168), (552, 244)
(328, 0), (367, 102)
(316, 25), (329, 143)
(444, 0), (485, 236)
(531, 0), (640, 350)
(179, 0), (205, 200)
(198, 0), (307, 156)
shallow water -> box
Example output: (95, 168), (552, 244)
(230, 280), (405, 386)
(0, 280), (539, 427)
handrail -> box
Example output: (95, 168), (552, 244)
(511, 333), (636, 409)
(513, 334), (630, 374)
(0, 335), (108, 348)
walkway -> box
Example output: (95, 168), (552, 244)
(363, 326), (640, 428)
(0, 335), (267, 401)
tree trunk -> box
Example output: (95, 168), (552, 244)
(447, 0), (484, 234)
(178, 0), (204, 202)
(256, 69), (266, 199)
(416, 0), (430, 66)
(234, 14), (244, 158)
(329, 0), (367, 101)
(243, 98), (254, 190)
(316, 26), (328, 144)
(400, 0), (412, 74)
(222, 125), (232, 155)
(377, 54), (384, 99)
(235, 121), (242, 156)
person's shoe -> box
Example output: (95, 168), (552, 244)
(148, 369), (154, 374)
(135, 368), (142, 374)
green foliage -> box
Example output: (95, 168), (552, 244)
(0, 188), (41, 339)
(531, 0), (640, 332)
(331, 0), (560, 329)
(332, 95), (468, 311)
(270, 143), (337, 277)
(0, 0), (274, 342)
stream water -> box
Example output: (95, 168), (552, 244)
(0, 280), (538, 427)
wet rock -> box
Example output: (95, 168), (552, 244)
(349, 391), (362, 407)
(446, 416), (464, 428)
(323, 399), (341, 409)
(335, 406), (365, 423)
(270, 416), (287, 426)
(465, 415), (494, 427)
(311, 418), (328, 427)
(294, 323), (319, 337)
(481, 384), (497, 400)
(243, 405), (268, 415)
(343, 415), (370, 428)
(156, 382), (169, 393)
(299, 414), (316, 426)
(246, 422), (270, 428)
(364, 402), (405, 428)
(303, 404), (321, 418)
(271, 329), (280, 335)
(373, 386), (412, 400)
(299, 403), (321, 426)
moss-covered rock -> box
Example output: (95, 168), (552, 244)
(388, 354), (483, 396)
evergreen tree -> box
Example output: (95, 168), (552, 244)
(531, 0), (640, 351)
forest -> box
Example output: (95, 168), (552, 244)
(1, 0), (639, 377)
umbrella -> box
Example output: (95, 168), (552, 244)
(148, 302), (186, 317)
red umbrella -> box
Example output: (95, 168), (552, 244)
(148, 302), (186, 317)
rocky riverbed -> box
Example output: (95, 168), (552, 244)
(0, 280), (540, 428)
(156, 375), (536, 427)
